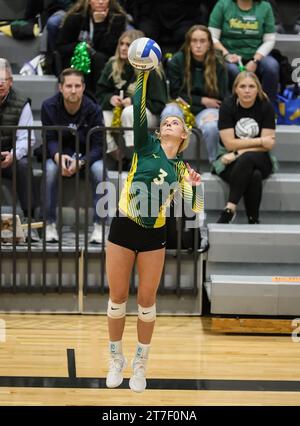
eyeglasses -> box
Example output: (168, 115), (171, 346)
(0, 78), (11, 84)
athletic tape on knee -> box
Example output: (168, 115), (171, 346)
(138, 303), (156, 322)
(107, 299), (126, 319)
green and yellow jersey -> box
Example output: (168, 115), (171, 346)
(119, 71), (204, 228)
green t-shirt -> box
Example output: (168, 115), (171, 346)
(119, 72), (204, 228)
(209, 0), (275, 60)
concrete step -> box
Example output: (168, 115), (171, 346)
(205, 274), (300, 316)
(275, 33), (300, 62)
(0, 34), (41, 73)
(207, 223), (300, 264)
(205, 223), (300, 291)
(202, 172), (300, 212)
(205, 210), (300, 225)
(184, 125), (300, 170)
(13, 75), (58, 120)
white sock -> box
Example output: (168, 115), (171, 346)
(134, 342), (150, 360)
(109, 340), (123, 356)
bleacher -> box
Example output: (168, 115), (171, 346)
(0, 11), (300, 322)
(205, 224), (300, 316)
(13, 74), (58, 121)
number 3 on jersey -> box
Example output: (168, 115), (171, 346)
(153, 168), (168, 185)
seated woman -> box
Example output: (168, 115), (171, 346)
(56, 0), (127, 92)
(212, 71), (278, 224)
(209, 0), (279, 104)
(96, 29), (168, 165)
(161, 25), (228, 164)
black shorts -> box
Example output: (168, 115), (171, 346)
(108, 216), (166, 252)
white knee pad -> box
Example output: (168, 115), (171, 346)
(107, 299), (126, 319)
(138, 304), (156, 322)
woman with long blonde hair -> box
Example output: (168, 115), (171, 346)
(161, 25), (228, 163)
(96, 29), (168, 162)
(105, 68), (203, 393)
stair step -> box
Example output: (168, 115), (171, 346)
(207, 224), (300, 263)
(275, 33), (300, 62)
(205, 274), (300, 316)
(203, 173), (300, 211)
(13, 75), (58, 120)
(0, 34), (41, 73)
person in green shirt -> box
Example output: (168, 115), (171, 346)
(105, 68), (204, 393)
(209, 0), (279, 103)
(161, 25), (228, 163)
(96, 29), (168, 164)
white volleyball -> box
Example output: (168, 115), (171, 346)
(235, 117), (259, 139)
(128, 37), (162, 71)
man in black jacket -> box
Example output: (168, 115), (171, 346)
(41, 68), (104, 243)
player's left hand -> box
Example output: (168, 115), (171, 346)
(184, 162), (201, 186)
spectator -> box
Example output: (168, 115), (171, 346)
(130, 0), (208, 53)
(56, 0), (127, 92)
(41, 68), (104, 243)
(161, 25), (228, 163)
(96, 29), (168, 166)
(209, 0), (280, 104)
(212, 71), (278, 224)
(0, 58), (38, 241)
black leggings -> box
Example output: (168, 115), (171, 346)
(219, 152), (273, 220)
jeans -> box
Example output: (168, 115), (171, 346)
(161, 103), (219, 162)
(227, 55), (280, 103)
(43, 158), (104, 223)
(195, 108), (219, 163)
(46, 11), (66, 52)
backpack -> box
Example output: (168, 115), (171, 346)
(270, 48), (294, 93)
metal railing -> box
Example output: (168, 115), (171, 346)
(0, 125), (206, 298)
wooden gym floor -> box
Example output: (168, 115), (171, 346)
(0, 314), (300, 406)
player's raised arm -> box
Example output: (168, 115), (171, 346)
(133, 71), (150, 152)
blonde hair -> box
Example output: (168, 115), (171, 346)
(182, 25), (221, 101)
(110, 29), (165, 84)
(156, 116), (191, 154)
(110, 29), (144, 83)
(232, 71), (269, 101)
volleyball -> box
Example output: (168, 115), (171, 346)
(128, 37), (162, 71)
(235, 118), (259, 139)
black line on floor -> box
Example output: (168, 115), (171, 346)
(0, 376), (300, 392)
(67, 349), (76, 378)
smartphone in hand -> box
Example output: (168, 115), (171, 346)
(66, 158), (72, 169)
